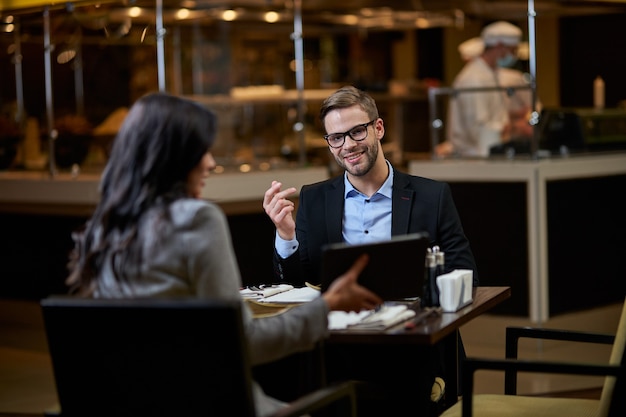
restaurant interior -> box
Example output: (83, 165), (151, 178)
(1, 0), (625, 415)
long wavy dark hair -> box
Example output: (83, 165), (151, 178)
(67, 92), (217, 295)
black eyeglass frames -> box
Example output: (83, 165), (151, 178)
(323, 119), (377, 148)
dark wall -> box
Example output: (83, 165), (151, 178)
(560, 13), (626, 108)
(446, 175), (626, 318)
(448, 182), (529, 316)
(546, 175), (626, 316)
(0, 210), (276, 300)
(0, 213), (84, 300)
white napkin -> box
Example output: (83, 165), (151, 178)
(257, 286), (320, 303)
(436, 269), (473, 312)
(240, 284), (294, 299)
(328, 305), (416, 331)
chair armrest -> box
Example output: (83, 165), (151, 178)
(506, 327), (615, 357)
(44, 381), (356, 417)
(43, 382), (356, 417)
(1, 414), (47, 417)
(505, 326), (615, 393)
(269, 381), (357, 417)
(461, 357), (624, 417)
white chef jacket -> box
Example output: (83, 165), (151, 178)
(498, 67), (535, 113)
(447, 57), (509, 157)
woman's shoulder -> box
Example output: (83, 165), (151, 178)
(169, 198), (227, 226)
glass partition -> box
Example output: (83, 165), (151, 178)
(4, 1), (623, 173)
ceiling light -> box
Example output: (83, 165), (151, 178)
(222, 9), (237, 21)
(343, 15), (359, 25)
(264, 11), (279, 23)
(176, 8), (190, 20)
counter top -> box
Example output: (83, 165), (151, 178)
(409, 152), (626, 182)
(0, 166), (329, 216)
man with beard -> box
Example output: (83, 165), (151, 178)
(263, 85), (477, 288)
(262, 86), (478, 415)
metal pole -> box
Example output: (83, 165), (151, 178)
(428, 87), (442, 159)
(155, 0), (166, 92)
(192, 23), (203, 95)
(291, 0), (306, 166)
(13, 18), (25, 130)
(527, 0), (546, 328)
(74, 28), (85, 116)
(43, 7), (57, 177)
(12, 18), (27, 169)
(527, 0), (540, 159)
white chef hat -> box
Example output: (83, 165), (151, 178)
(481, 21), (522, 47)
(458, 37), (484, 60)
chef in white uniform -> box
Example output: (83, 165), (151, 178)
(437, 21), (524, 157)
(497, 42), (539, 142)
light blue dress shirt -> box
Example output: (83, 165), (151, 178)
(276, 161), (394, 258)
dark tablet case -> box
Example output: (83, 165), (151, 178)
(320, 232), (430, 301)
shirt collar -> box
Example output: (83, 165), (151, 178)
(344, 160), (394, 199)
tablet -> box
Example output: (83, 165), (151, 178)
(320, 232), (430, 301)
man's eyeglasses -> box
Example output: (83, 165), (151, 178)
(323, 119), (377, 148)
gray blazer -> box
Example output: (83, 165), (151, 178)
(93, 199), (329, 417)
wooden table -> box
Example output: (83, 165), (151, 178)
(323, 286), (511, 417)
(328, 286), (511, 344)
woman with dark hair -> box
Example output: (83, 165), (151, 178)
(66, 92), (382, 416)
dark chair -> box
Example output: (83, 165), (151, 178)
(40, 296), (356, 417)
(440, 297), (625, 417)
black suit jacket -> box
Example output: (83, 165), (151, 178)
(273, 168), (478, 287)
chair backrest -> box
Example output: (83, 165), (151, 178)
(599, 297), (626, 417)
(41, 296), (256, 417)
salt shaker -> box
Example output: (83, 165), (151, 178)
(422, 248), (437, 308)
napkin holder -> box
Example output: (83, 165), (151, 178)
(436, 269), (473, 312)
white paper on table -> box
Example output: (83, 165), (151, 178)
(328, 310), (372, 330)
(328, 304), (416, 331)
(240, 284), (294, 299)
(256, 286), (320, 303)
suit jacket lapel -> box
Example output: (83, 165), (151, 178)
(325, 176), (344, 243)
(391, 171), (415, 236)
